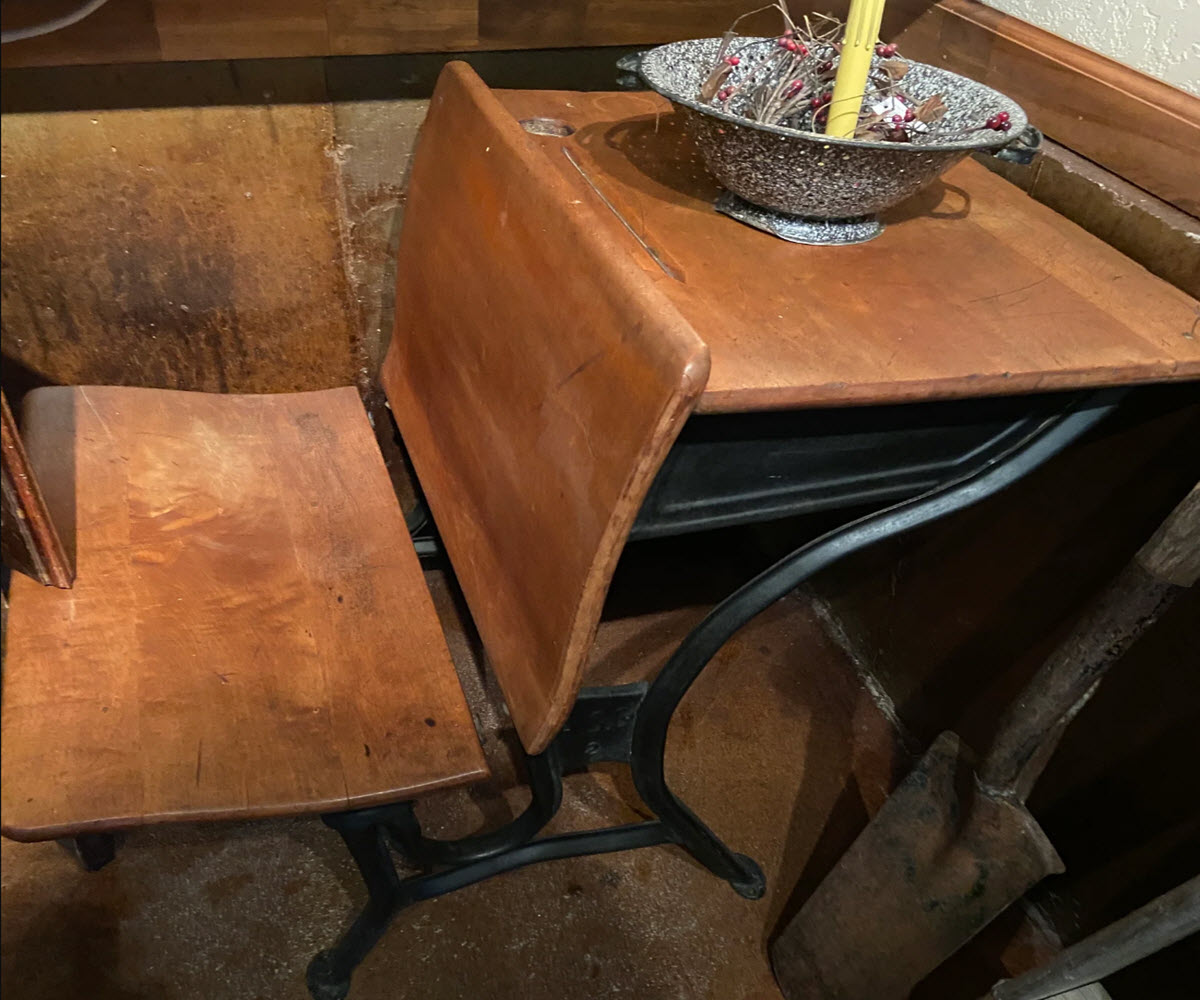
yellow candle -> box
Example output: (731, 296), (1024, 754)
(825, 0), (887, 139)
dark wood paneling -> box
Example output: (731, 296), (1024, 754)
(155, 0), (330, 61)
(0, 0), (160, 68)
(327, 0), (478, 55)
(1, 104), (361, 399)
(0, 0), (863, 65)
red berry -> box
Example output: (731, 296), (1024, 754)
(875, 43), (898, 57)
(904, 109), (915, 122)
(985, 115), (999, 129)
(797, 44), (809, 56)
(819, 60), (834, 73)
(809, 97), (821, 109)
(725, 55), (740, 66)
(996, 111), (1010, 123)
(717, 88), (732, 100)
(892, 114), (904, 123)
(1000, 120), (1012, 131)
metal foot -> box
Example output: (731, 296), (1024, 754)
(306, 951), (351, 1000)
(63, 833), (117, 872)
(729, 853), (766, 900)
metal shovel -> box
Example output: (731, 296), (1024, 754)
(770, 484), (1199, 1000)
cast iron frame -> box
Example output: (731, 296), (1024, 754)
(305, 388), (1125, 1000)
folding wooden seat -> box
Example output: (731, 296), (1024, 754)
(1, 386), (490, 853)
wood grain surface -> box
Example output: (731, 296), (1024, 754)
(1, 385), (487, 842)
(382, 63), (708, 752)
(0, 390), (73, 588)
(0, 103), (361, 403)
(491, 88), (1200, 414)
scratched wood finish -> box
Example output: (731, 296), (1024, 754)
(382, 64), (708, 753)
(1, 385), (488, 842)
(0, 104), (361, 401)
(896, 0), (1200, 218)
(491, 88), (1200, 414)
(0, 390), (73, 588)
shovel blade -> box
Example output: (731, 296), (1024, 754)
(771, 731), (1064, 1000)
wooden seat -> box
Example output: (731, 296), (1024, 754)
(1, 385), (488, 843)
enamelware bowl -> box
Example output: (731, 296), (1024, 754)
(637, 37), (1038, 244)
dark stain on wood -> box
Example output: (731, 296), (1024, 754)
(1, 104), (362, 406)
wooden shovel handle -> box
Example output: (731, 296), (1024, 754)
(978, 484), (1198, 800)
(1137, 485), (1200, 587)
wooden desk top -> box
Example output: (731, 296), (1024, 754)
(494, 89), (1200, 413)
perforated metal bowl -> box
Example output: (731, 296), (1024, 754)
(636, 38), (1037, 243)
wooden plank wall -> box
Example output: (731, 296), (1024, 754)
(0, 0), (822, 64)
(1, 1), (956, 64)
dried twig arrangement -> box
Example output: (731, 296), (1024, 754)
(700, 2), (1013, 142)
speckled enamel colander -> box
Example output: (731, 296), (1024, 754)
(635, 37), (1038, 244)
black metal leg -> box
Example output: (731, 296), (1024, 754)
(72, 833), (117, 872)
(307, 812), (405, 1000)
(309, 391), (1124, 998)
(627, 390), (1125, 898)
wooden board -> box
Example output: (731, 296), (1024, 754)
(1, 103), (361, 403)
(896, 0), (1200, 218)
(491, 88), (1200, 414)
(0, 0), (160, 67)
(1, 385), (488, 842)
(0, 390), (73, 589)
(382, 63), (708, 752)
(155, 0), (330, 61)
(327, 0), (479, 56)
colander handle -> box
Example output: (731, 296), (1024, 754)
(616, 51), (649, 90)
(993, 124), (1043, 165)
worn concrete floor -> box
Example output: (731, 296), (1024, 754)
(1, 529), (914, 1000)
